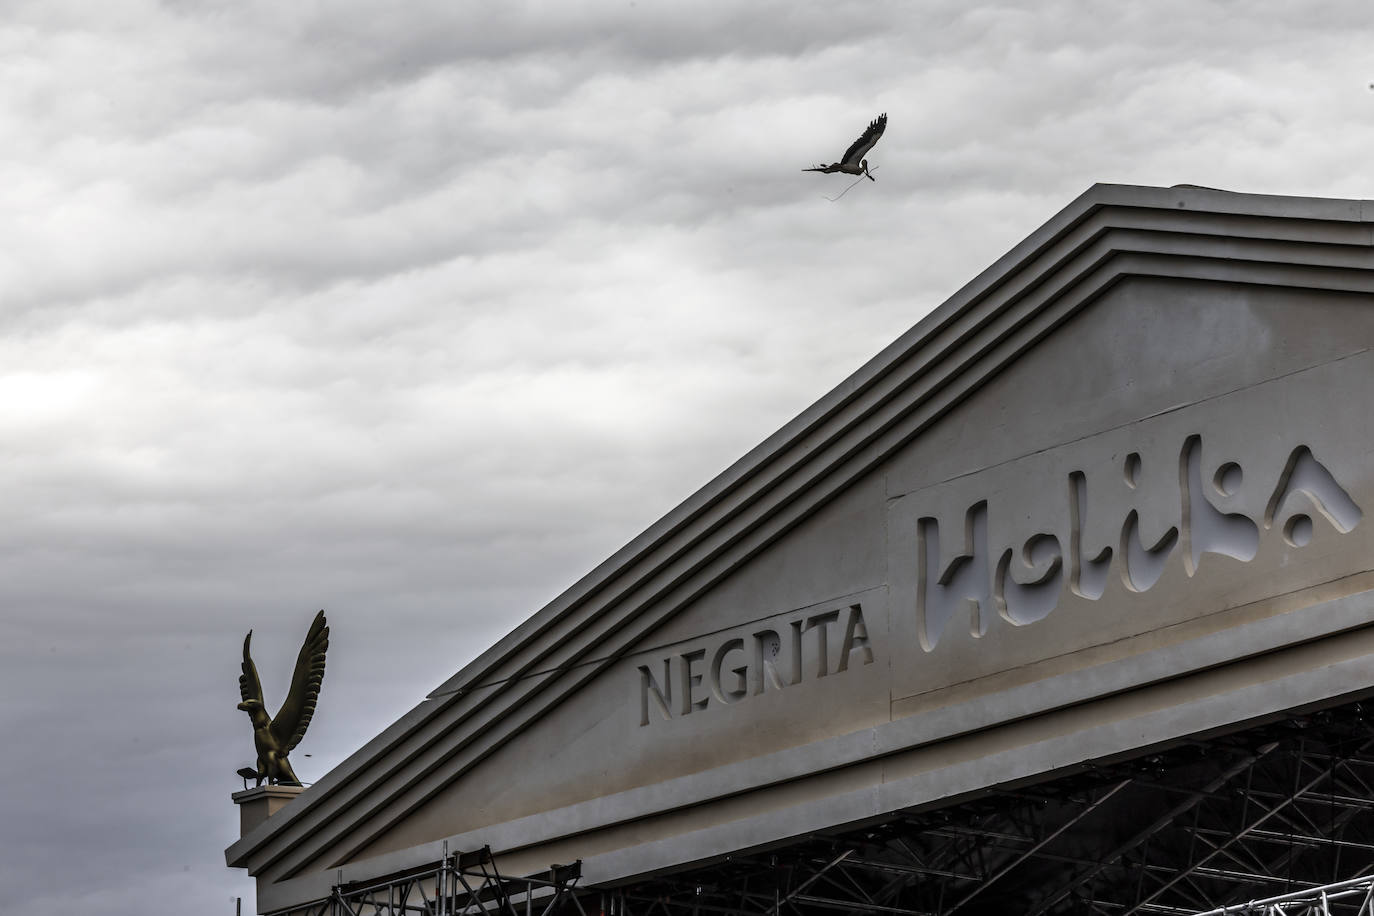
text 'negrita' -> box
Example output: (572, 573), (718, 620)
(637, 603), (873, 727)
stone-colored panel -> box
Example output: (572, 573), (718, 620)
(885, 281), (1374, 709)
(884, 278), (1374, 498)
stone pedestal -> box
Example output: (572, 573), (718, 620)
(233, 785), (305, 837)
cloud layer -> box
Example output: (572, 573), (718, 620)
(4, 2), (1374, 913)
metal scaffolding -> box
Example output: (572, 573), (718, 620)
(1187, 875), (1374, 916)
(268, 846), (586, 916)
(615, 699), (1374, 916)
(263, 697), (1374, 916)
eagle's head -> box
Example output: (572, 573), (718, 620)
(237, 698), (269, 726)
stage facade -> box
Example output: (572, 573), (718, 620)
(227, 184), (1374, 916)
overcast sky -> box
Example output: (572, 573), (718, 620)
(3, 2), (1374, 914)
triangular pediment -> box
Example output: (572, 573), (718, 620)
(229, 185), (1374, 908)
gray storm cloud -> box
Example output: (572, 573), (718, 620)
(3, 1), (1374, 913)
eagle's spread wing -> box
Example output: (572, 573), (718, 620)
(841, 113), (887, 167)
(239, 631), (264, 705)
(270, 610), (329, 753)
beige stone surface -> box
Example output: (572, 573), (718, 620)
(233, 785), (305, 837)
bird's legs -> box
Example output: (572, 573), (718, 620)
(275, 755), (302, 787)
(823, 165), (880, 202)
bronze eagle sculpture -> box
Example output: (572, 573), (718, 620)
(236, 610), (329, 787)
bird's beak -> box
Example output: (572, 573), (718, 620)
(237, 701), (251, 711)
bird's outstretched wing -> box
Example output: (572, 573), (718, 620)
(840, 113), (887, 167)
(239, 631), (264, 705)
(270, 610), (329, 753)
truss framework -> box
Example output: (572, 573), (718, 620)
(267, 846), (586, 916)
(617, 700), (1374, 916)
(261, 699), (1374, 916)
(1189, 875), (1374, 916)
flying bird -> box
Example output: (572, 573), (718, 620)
(235, 610), (329, 787)
(804, 113), (887, 181)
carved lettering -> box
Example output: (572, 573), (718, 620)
(637, 437), (1363, 727)
(639, 602), (874, 726)
(751, 629), (787, 696)
(788, 619), (805, 686)
(912, 435), (1361, 652)
(677, 648), (709, 716)
(836, 605), (873, 672)
(638, 659), (672, 727)
(1180, 434), (1258, 575)
(917, 501), (991, 651)
(1068, 471), (1113, 599)
(709, 638), (748, 704)
(803, 609), (841, 678)
(995, 533), (1063, 625)
(1119, 509), (1177, 593)
(1265, 445), (1363, 535)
